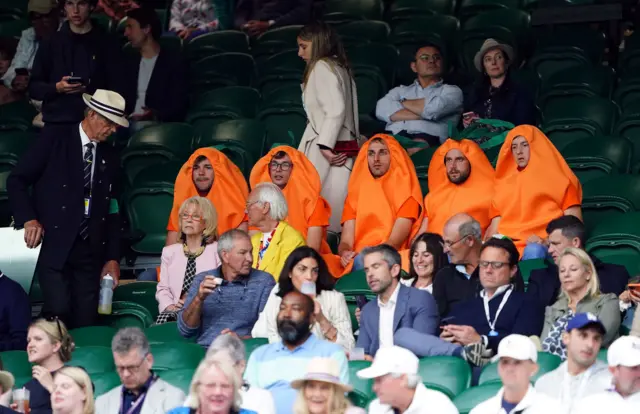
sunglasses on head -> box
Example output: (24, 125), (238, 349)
(45, 315), (64, 339)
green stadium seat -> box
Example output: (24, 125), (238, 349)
(0, 350), (31, 378)
(335, 20), (390, 44)
(92, 371), (121, 397)
(256, 25), (303, 45)
(463, 9), (531, 56)
(68, 346), (115, 374)
(348, 43), (398, 88)
(582, 175), (640, 230)
(542, 97), (618, 139)
(335, 270), (371, 295)
(539, 66), (615, 111)
(13, 376), (31, 388)
(586, 212), (640, 275)
(251, 40), (291, 67)
(324, 0), (384, 20)
(392, 14), (459, 41)
(187, 30), (249, 56)
(69, 326), (118, 348)
(260, 50), (304, 76)
(261, 84), (302, 108)
(195, 119), (266, 163)
(528, 52), (592, 82)
(518, 258), (547, 287)
(453, 382), (503, 414)
(126, 185), (174, 255)
(0, 100), (38, 131)
(458, 0), (520, 22)
(353, 66), (388, 118)
(0, 18), (29, 37)
(348, 360), (374, 408)
(157, 368), (195, 394)
(258, 106), (307, 150)
(113, 282), (160, 320)
(212, 144), (253, 179)
(257, 72), (302, 97)
(410, 147), (437, 176)
(597, 348), (607, 362)
(100, 301), (156, 329)
(151, 343), (205, 371)
(614, 76), (640, 111)
(243, 338), (268, 357)
(478, 352), (561, 385)
(420, 356), (471, 398)
(615, 112), (640, 173)
(145, 322), (190, 344)
(535, 27), (606, 65)
(388, 0), (456, 19)
(561, 136), (632, 183)
(189, 86), (260, 116)
(132, 161), (181, 188)
(190, 53), (256, 87)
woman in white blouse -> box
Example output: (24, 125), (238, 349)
(252, 246), (355, 350)
(401, 233), (448, 293)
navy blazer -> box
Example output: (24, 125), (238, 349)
(356, 283), (439, 356)
(7, 124), (121, 269)
(527, 256), (630, 308)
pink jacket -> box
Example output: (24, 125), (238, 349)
(155, 243), (221, 312)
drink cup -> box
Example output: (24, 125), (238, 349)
(300, 281), (316, 297)
(13, 388), (30, 414)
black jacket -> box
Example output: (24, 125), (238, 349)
(125, 48), (188, 122)
(7, 124), (121, 270)
(527, 256), (630, 308)
(234, 0), (311, 28)
(29, 20), (126, 124)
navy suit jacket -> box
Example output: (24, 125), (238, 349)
(356, 283), (439, 356)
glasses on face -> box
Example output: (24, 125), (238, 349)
(269, 161), (292, 171)
(180, 213), (202, 222)
(115, 354), (148, 374)
(443, 235), (467, 248)
(418, 54), (442, 62)
(479, 261), (510, 270)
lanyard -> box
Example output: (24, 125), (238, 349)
(483, 286), (513, 334)
(257, 227), (277, 267)
(560, 364), (593, 414)
(120, 376), (157, 414)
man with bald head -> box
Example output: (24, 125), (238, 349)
(418, 139), (495, 237)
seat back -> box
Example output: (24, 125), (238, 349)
(586, 212), (640, 275)
(348, 360), (375, 408)
(582, 175), (640, 230)
(92, 371), (121, 397)
(69, 326), (118, 348)
(113, 282), (160, 320)
(243, 338), (269, 358)
(68, 346), (115, 374)
(561, 136), (632, 183)
(158, 368), (195, 394)
(126, 186), (174, 255)
(479, 352), (561, 385)
(453, 383), (503, 414)
(420, 356), (471, 399)
(151, 343), (206, 371)
(145, 322), (192, 344)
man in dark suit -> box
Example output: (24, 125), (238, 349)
(7, 89), (127, 329)
(527, 215), (630, 308)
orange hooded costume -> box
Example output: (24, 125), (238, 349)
(425, 139), (495, 236)
(167, 148), (249, 234)
(339, 134), (424, 275)
(490, 125), (582, 254)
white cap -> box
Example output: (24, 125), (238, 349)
(356, 346), (419, 379)
(607, 335), (640, 367)
(497, 334), (538, 362)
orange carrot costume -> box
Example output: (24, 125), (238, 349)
(425, 139), (495, 236)
(340, 134), (424, 275)
(491, 125), (582, 254)
(167, 148), (249, 234)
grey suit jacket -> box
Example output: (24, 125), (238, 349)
(95, 378), (185, 414)
(356, 283), (439, 356)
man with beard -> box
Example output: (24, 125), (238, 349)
(178, 230), (275, 347)
(244, 290), (348, 414)
(418, 139), (495, 237)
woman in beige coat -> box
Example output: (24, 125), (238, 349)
(297, 22), (359, 232)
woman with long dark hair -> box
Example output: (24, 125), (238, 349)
(252, 247), (354, 350)
(402, 233), (448, 293)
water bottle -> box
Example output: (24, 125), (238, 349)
(98, 275), (114, 315)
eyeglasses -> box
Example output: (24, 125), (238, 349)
(418, 54), (442, 62)
(479, 261), (510, 270)
(269, 161), (293, 171)
(180, 213), (202, 222)
(45, 316), (64, 339)
(443, 235), (467, 248)
(115, 354), (149, 374)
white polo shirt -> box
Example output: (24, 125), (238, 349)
(368, 383), (458, 414)
(378, 282), (401, 348)
(572, 389), (640, 412)
(470, 385), (561, 414)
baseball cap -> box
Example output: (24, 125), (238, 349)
(497, 334), (538, 362)
(356, 346), (419, 379)
(607, 336), (640, 367)
(28, 0), (57, 14)
(566, 312), (606, 335)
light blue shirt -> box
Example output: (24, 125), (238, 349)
(375, 79), (463, 141)
(244, 334), (349, 414)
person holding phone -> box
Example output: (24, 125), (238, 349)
(621, 276), (640, 332)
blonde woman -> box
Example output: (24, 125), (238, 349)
(22, 318), (74, 414)
(291, 358), (365, 414)
(296, 22), (359, 232)
(168, 356), (257, 414)
(540, 248), (620, 359)
(156, 196), (221, 324)
(51, 367), (94, 414)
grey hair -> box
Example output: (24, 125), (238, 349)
(361, 244), (401, 268)
(252, 182), (288, 221)
(390, 372), (421, 389)
(206, 333), (246, 364)
(217, 229), (251, 257)
(111, 327), (150, 357)
(459, 218), (482, 241)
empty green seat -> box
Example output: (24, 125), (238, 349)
(113, 282), (160, 320)
(212, 144), (253, 179)
(257, 26), (302, 45)
(191, 53), (256, 87)
(262, 84), (302, 108)
(68, 346), (115, 374)
(92, 371), (121, 397)
(561, 136), (631, 183)
(258, 106), (307, 150)
(0, 130), (36, 169)
(260, 50), (304, 76)
(542, 96), (618, 137)
(189, 86), (260, 116)
(348, 360), (374, 408)
(391, 15), (459, 50)
(479, 352), (561, 385)
(388, 0), (456, 18)
(145, 322), (190, 344)
(518, 258), (547, 287)
(151, 343), (206, 371)
(258, 72), (302, 97)
(126, 186), (174, 255)
(243, 338), (268, 357)
(100, 301), (156, 329)
(410, 147), (438, 176)
(353, 66), (387, 117)
(535, 27), (605, 65)
(348, 43), (398, 88)
(586, 212), (640, 275)
(614, 76), (640, 110)
(539, 66), (615, 111)
(69, 326), (118, 348)
(187, 30), (249, 55)
(0, 350), (31, 377)
(0, 100), (38, 131)
(335, 20), (390, 43)
(582, 175), (640, 229)
(335, 270), (371, 295)
(158, 368), (195, 394)
(196, 119), (266, 163)
(463, 9), (531, 56)
(453, 383), (503, 414)
(324, 0), (384, 20)
(615, 111), (640, 173)
(420, 356), (471, 399)
(0, 18), (29, 37)
(597, 348), (607, 362)
(528, 51), (592, 82)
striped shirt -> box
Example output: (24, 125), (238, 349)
(244, 334), (349, 414)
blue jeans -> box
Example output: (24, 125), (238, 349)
(137, 268), (158, 282)
(522, 242), (550, 261)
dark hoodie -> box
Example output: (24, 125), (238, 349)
(29, 19), (126, 124)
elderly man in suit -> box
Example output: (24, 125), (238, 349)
(7, 89), (126, 329)
(357, 244), (487, 365)
(96, 327), (185, 413)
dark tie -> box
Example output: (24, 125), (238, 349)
(79, 142), (94, 240)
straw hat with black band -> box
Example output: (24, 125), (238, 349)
(291, 358), (352, 393)
(474, 38), (515, 73)
(82, 89), (129, 127)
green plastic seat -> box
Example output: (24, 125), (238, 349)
(243, 338), (268, 357)
(13, 376), (31, 388)
(186, 30), (249, 55)
(392, 14), (459, 41)
(458, 0), (520, 22)
(258, 106), (307, 150)
(542, 66), (614, 99)
(410, 147), (438, 176)
(479, 352), (561, 385)
(597, 348), (607, 362)
(324, 0), (384, 20)
(69, 326), (118, 348)
(560, 136), (631, 183)
(541, 96), (619, 137)
(211, 143), (253, 179)
(191, 53), (256, 87)
(257, 72), (302, 98)
(157, 368), (195, 394)
(145, 322), (190, 344)
(68, 346), (115, 374)
(132, 161), (182, 189)
(453, 383), (503, 414)
(527, 51), (592, 82)
(189, 86), (260, 116)
(151, 343), (206, 371)
(348, 361), (374, 408)
(251, 40), (291, 67)
(542, 123), (601, 151)
(335, 270), (371, 295)
(92, 371), (121, 397)
(420, 356), (471, 398)
(0, 350), (31, 377)
(196, 119), (266, 163)
(518, 258), (547, 288)
(261, 84), (302, 108)
(615, 112), (640, 173)
(347, 43), (398, 88)
(113, 282), (160, 320)
(586, 212), (640, 275)
(0, 18), (29, 37)
(353, 66), (388, 117)
(260, 50), (304, 76)
(0, 100), (38, 131)
(0, 130), (36, 167)
(582, 175), (640, 230)
(463, 9), (531, 56)
(126, 186), (174, 255)
(388, 0), (456, 18)
(335, 20), (390, 43)
(256, 26), (302, 45)
(100, 301), (156, 329)
(614, 76), (640, 111)
(535, 27), (605, 65)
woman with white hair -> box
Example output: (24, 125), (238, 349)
(540, 248), (620, 359)
(205, 334), (275, 414)
(51, 367), (94, 414)
(168, 356), (257, 414)
(246, 182), (306, 280)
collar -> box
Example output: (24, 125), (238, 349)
(405, 383), (429, 412)
(378, 282), (401, 307)
(414, 79), (444, 90)
(455, 264), (471, 279)
(124, 372), (155, 396)
(480, 284), (512, 301)
(277, 333), (317, 352)
(217, 265), (250, 285)
(78, 123), (94, 147)
(496, 385), (537, 413)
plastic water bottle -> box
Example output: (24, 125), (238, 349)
(98, 275), (114, 315)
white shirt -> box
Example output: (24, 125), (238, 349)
(133, 54), (159, 115)
(1, 28), (37, 89)
(573, 389), (640, 412)
(400, 278), (433, 293)
(470, 385), (562, 414)
(368, 383), (459, 414)
(378, 282), (401, 349)
(241, 385), (276, 414)
(79, 124), (96, 183)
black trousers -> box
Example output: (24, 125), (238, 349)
(397, 130), (442, 147)
(37, 235), (101, 329)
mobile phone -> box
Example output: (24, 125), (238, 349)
(15, 68), (29, 76)
(628, 283), (640, 293)
(355, 295), (368, 309)
(462, 111), (476, 120)
(67, 76), (83, 84)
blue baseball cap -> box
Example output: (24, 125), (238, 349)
(566, 312), (606, 334)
